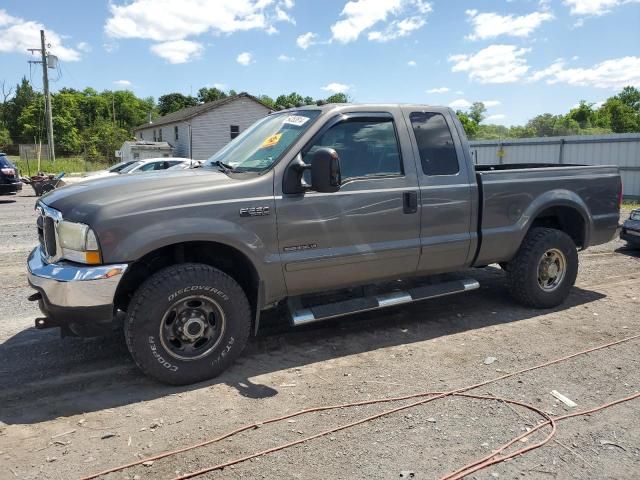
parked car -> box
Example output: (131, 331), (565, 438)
(168, 160), (203, 170)
(620, 209), (640, 248)
(81, 160), (139, 179)
(76, 158), (190, 182)
(118, 157), (191, 174)
(27, 104), (621, 385)
(0, 154), (22, 195)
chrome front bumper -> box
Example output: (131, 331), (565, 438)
(27, 245), (128, 308)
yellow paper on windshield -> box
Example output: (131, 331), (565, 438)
(261, 132), (283, 149)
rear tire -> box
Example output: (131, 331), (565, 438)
(125, 263), (251, 385)
(507, 227), (578, 309)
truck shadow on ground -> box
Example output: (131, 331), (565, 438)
(0, 268), (605, 425)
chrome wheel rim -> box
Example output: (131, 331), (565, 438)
(159, 295), (226, 361)
(537, 248), (566, 292)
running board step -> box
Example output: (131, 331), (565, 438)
(291, 278), (479, 326)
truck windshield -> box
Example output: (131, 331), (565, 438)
(205, 110), (321, 173)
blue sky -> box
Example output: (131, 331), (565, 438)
(1, 0), (639, 125)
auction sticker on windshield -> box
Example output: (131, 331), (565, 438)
(283, 115), (310, 127)
(261, 132), (283, 149)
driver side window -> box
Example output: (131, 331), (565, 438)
(303, 118), (403, 181)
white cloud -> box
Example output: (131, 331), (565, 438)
(483, 100), (501, 108)
(296, 32), (318, 49)
(407, 60), (417, 67)
(278, 54), (295, 62)
(465, 9), (554, 40)
(449, 44), (531, 83)
(564, 0), (639, 16)
(236, 51), (253, 66)
(0, 9), (82, 61)
(531, 56), (640, 88)
(105, 0), (296, 41)
(114, 79), (132, 86)
(76, 41), (91, 53)
(449, 99), (472, 109)
(150, 40), (203, 64)
(427, 87), (449, 93)
(213, 83), (227, 90)
(330, 0), (432, 44)
(485, 114), (507, 123)
(322, 82), (350, 94)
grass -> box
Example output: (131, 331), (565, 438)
(623, 200), (640, 210)
(8, 156), (109, 176)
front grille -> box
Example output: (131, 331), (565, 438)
(36, 204), (60, 261)
(43, 216), (57, 257)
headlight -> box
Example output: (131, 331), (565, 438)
(57, 220), (102, 264)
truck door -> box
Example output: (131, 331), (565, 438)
(402, 108), (475, 274)
(275, 111), (422, 296)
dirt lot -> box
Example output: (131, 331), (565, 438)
(1, 189), (639, 480)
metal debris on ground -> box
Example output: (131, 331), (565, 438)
(551, 390), (578, 408)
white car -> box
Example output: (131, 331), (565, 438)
(80, 160), (139, 179)
(118, 157), (192, 174)
(167, 159), (203, 170)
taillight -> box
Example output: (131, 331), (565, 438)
(0, 168), (15, 176)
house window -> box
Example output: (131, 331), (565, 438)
(230, 125), (240, 139)
(153, 129), (157, 142)
(158, 129), (163, 142)
(175, 126), (179, 141)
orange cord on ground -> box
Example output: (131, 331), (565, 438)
(79, 333), (640, 480)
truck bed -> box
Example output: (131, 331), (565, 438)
(473, 164), (621, 266)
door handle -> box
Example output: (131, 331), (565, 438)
(403, 191), (418, 214)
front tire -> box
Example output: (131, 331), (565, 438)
(125, 263), (251, 385)
(507, 227), (578, 309)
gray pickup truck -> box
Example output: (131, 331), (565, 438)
(27, 104), (622, 384)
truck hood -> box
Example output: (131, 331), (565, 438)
(41, 168), (246, 224)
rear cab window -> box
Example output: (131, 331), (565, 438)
(409, 112), (459, 176)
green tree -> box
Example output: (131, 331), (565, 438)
(325, 93), (349, 103)
(456, 111), (478, 139)
(568, 101), (595, 129)
(157, 93), (197, 116)
(469, 102), (486, 124)
(0, 125), (11, 149)
(197, 87), (227, 104)
(6, 77), (41, 144)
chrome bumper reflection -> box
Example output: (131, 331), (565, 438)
(27, 246), (128, 308)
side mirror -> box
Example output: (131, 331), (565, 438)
(310, 148), (341, 193)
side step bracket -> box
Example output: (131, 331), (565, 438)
(291, 278), (479, 326)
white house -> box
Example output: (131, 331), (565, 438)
(133, 93), (271, 160)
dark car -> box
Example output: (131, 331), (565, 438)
(621, 209), (640, 248)
(0, 154), (22, 195)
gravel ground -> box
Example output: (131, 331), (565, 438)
(0, 189), (639, 480)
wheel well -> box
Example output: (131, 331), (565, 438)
(530, 206), (586, 248)
(114, 241), (260, 318)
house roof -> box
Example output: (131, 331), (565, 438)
(133, 93), (270, 131)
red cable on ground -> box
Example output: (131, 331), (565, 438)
(79, 333), (640, 480)
(441, 391), (640, 480)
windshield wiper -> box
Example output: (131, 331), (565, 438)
(214, 160), (235, 174)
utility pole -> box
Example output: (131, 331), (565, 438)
(28, 30), (55, 161)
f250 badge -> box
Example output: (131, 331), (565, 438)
(239, 206), (270, 217)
